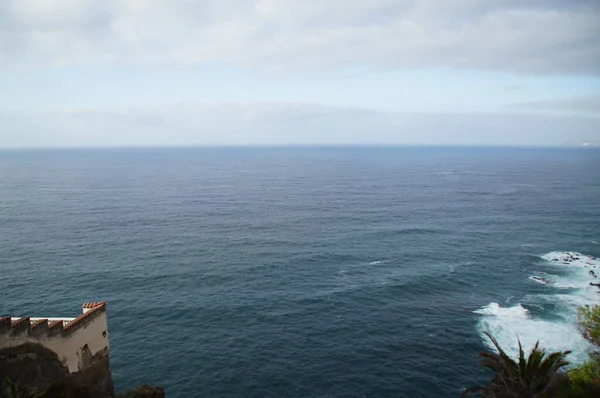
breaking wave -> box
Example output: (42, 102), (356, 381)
(368, 260), (391, 266)
(474, 302), (529, 318)
(475, 252), (600, 365)
(529, 275), (550, 285)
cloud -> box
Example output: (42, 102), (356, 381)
(1, 103), (599, 148)
(502, 84), (528, 92)
(0, 0), (599, 75)
(507, 95), (600, 113)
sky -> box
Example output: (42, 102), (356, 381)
(1, 0), (599, 147)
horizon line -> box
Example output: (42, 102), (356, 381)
(0, 143), (597, 151)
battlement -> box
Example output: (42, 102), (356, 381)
(0, 302), (113, 397)
(0, 302), (107, 339)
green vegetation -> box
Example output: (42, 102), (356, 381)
(578, 305), (600, 346)
(462, 332), (570, 397)
(557, 304), (600, 396)
(4, 378), (91, 398)
(464, 304), (600, 397)
(5, 378), (46, 398)
(3, 378), (164, 398)
(567, 356), (600, 395)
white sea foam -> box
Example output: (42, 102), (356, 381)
(529, 276), (550, 285)
(541, 251), (600, 268)
(551, 280), (579, 289)
(475, 251), (600, 365)
(368, 260), (391, 266)
(540, 252), (600, 298)
(475, 303), (594, 363)
(474, 302), (529, 318)
(529, 273), (585, 289)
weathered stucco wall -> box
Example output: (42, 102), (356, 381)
(0, 313), (108, 373)
(0, 311), (109, 374)
(0, 302), (114, 398)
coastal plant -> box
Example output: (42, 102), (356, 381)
(4, 378), (46, 398)
(577, 305), (600, 346)
(3, 378), (96, 398)
(462, 332), (571, 397)
(568, 356), (600, 392)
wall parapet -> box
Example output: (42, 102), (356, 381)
(0, 301), (113, 398)
(0, 302), (106, 339)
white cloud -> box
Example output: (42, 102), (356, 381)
(507, 95), (600, 113)
(0, 0), (598, 74)
(1, 103), (598, 147)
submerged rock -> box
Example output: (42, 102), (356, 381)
(117, 385), (166, 398)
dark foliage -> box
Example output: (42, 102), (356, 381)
(462, 332), (570, 397)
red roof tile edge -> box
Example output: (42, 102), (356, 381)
(82, 302), (106, 309)
(63, 302), (106, 334)
(31, 319), (48, 329)
(0, 302), (107, 337)
(48, 320), (64, 331)
(11, 317), (30, 329)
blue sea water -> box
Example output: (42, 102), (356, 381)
(1, 147), (599, 397)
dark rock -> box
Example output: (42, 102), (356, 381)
(41, 381), (92, 398)
(0, 343), (69, 395)
(118, 385), (166, 398)
(0, 343), (113, 398)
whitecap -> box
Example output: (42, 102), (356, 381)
(550, 278), (579, 289)
(368, 260), (391, 266)
(529, 275), (550, 285)
(475, 302), (594, 364)
(541, 251), (600, 268)
(474, 302), (529, 318)
(475, 251), (600, 365)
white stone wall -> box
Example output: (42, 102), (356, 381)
(0, 312), (109, 374)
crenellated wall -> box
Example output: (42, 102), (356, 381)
(0, 302), (114, 398)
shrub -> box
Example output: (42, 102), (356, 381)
(577, 305), (600, 346)
(567, 356), (600, 395)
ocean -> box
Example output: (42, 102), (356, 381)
(1, 147), (599, 397)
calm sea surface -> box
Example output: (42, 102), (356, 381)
(1, 147), (599, 397)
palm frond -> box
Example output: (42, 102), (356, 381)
(460, 386), (483, 397)
(475, 332), (572, 398)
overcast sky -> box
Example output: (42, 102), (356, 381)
(1, 0), (599, 147)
